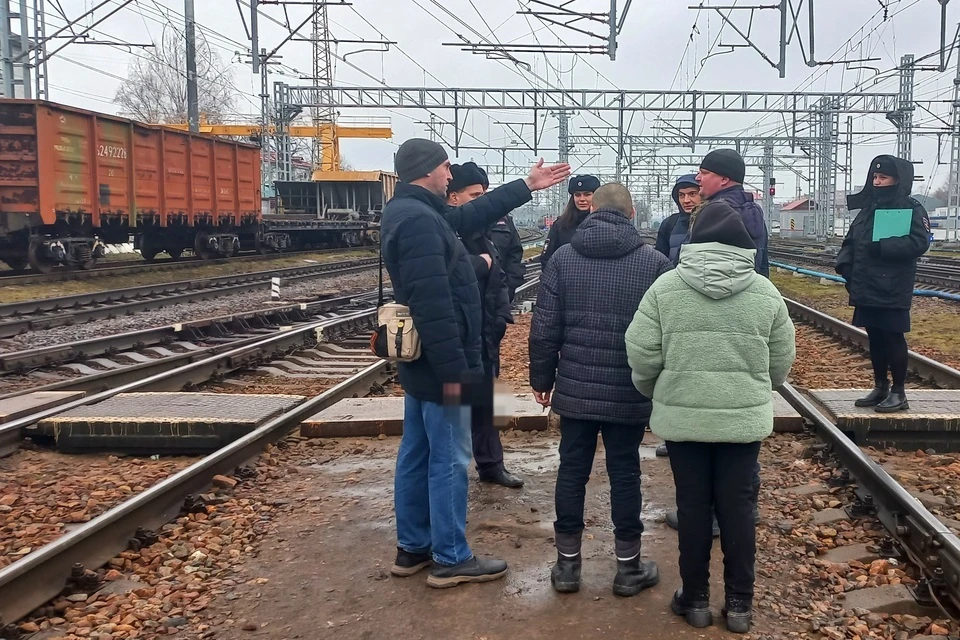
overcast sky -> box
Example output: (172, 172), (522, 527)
(43, 0), (950, 212)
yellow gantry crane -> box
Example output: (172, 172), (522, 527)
(164, 118), (393, 174)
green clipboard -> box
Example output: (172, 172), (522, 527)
(872, 209), (912, 242)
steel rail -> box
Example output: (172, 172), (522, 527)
(778, 382), (960, 613)
(0, 247), (377, 287)
(0, 356), (389, 624)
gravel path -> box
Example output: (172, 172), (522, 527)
(0, 270), (382, 353)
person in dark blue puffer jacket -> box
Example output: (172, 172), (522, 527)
(695, 149), (770, 277)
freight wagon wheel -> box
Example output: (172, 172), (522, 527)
(27, 239), (55, 274)
(193, 233), (218, 261)
(139, 247), (159, 262)
(167, 248), (183, 260)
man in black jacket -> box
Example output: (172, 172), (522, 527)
(383, 138), (569, 588)
(530, 182), (673, 597)
(446, 162), (524, 488)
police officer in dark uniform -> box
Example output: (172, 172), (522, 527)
(540, 175), (600, 266)
(447, 162), (524, 488)
(836, 155), (931, 413)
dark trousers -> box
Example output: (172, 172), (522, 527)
(666, 440), (762, 601)
(866, 328), (908, 388)
(470, 358), (504, 474)
(554, 416), (645, 542)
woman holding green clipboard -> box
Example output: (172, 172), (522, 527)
(836, 155), (931, 413)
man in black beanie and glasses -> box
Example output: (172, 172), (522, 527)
(446, 161), (524, 488)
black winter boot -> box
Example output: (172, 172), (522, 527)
(612, 539), (660, 597)
(671, 587), (713, 628)
(551, 531), (583, 593)
(875, 387), (909, 413)
(550, 553), (582, 593)
(722, 598), (753, 634)
(855, 381), (890, 407)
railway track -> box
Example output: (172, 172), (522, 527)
(0, 256), (381, 339)
(0, 246), (378, 287)
(0, 262), (546, 626)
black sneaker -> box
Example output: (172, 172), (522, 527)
(390, 547), (431, 577)
(426, 556), (508, 589)
(655, 443), (669, 457)
(612, 557), (660, 597)
(671, 587), (713, 628)
(550, 554), (582, 593)
(722, 598), (753, 634)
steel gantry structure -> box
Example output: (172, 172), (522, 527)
(275, 83), (903, 240)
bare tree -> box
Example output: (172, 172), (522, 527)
(115, 25), (236, 124)
(931, 181), (950, 202)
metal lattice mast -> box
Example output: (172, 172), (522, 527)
(814, 98), (840, 242)
(948, 49), (960, 242)
(0, 0), (30, 98)
(311, 1), (335, 170)
(896, 54), (916, 160)
(843, 115), (854, 237)
(32, 0), (46, 98)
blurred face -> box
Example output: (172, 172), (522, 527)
(677, 186), (702, 213)
(420, 160), (452, 197)
(696, 168), (730, 199)
(573, 191), (593, 211)
(873, 172), (897, 187)
(447, 184), (485, 206)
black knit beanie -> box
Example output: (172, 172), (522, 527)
(447, 161), (488, 194)
(700, 149), (746, 184)
(395, 138), (449, 183)
(689, 201), (756, 250)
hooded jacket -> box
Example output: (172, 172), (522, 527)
(625, 242), (796, 443)
(655, 174), (699, 266)
(707, 186), (770, 276)
(835, 155), (931, 310)
(529, 210), (674, 424)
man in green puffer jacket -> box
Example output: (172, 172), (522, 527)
(625, 201), (795, 634)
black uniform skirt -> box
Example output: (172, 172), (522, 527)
(852, 306), (911, 333)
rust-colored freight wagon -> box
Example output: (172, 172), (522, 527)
(0, 99), (261, 271)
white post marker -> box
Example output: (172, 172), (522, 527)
(271, 277), (280, 301)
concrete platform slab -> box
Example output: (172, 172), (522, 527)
(0, 391), (86, 424)
(808, 389), (960, 452)
(301, 392), (806, 439)
(38, 392), (305, 454)
(840, 584), (939, 617)
(301, 394), (548, 438)
(811, 508), (849, 526)
(821, 542), (880, 564)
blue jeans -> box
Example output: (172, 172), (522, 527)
(395, 394), (473, 567)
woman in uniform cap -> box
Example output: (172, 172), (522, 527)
(836, 155), (931, 413)
(540, 175), (600, 266)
